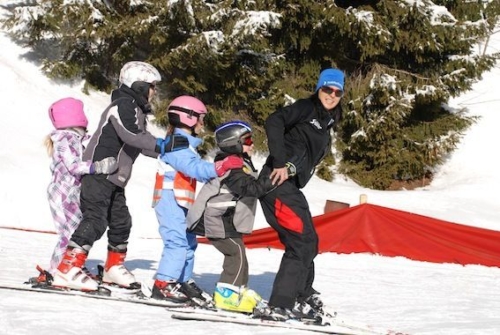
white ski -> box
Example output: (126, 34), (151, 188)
(167, 307), (403, 335)
(171, 311), (360, 334)
(0, 282), (189, 308)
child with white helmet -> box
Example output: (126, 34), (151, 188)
(30, 97), (117, 285)
(52, 62), (190, 292)
(186, 120), (275, 313)
(151, 96), (244, 306)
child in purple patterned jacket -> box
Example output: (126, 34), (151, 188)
(32, 97), (117, 284)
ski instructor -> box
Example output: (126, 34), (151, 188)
(258, 68), (344, 321)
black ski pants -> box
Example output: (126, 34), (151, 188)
(71, 174), (132, 249)
(259, 177), (319, 309)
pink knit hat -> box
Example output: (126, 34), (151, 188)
(48, 97), (88, 129)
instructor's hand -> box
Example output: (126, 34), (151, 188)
(270, 167), (288, 186)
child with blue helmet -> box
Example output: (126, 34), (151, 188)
(186, 120), (275, 313)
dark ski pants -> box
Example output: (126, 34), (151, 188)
(71, 174), (132, 249)
(209, 237), (249, 287)
(259, 179), (318, 309)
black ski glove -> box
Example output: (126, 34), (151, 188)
(155, 134), (189, 155)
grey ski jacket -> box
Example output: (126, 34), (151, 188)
(186, 153), (275, 239)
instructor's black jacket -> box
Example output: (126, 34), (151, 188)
(264, 94), (341, 189)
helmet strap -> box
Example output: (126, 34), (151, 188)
(168, 105), (201, 119)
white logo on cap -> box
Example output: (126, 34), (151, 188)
(323, 81), (342, 88)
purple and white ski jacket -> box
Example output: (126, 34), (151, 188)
(46, 129), (92, 274)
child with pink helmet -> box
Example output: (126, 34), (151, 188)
(31, 97), (117, 284)
(150, 95), (244, 306)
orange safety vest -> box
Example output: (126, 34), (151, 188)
(152, 171), (197, 209)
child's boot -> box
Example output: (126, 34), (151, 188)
(52, 242), (98, 291)
(213, 282), (263, 313)
(102, 243), (139, 289)
(151, 279), (190, 303)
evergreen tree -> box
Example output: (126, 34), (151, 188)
(2, 0), (499, 189)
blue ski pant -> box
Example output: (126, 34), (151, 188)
(154, 189), (197, 283)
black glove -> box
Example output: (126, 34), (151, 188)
(155, 134), (189, 154)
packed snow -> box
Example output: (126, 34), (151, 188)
(1, 15), (499, 335)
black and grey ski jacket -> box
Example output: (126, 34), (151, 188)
(186, 153), (275, 239)
(83, 86), (158, 188)
(264, 94), (341, 189)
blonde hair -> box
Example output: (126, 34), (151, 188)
(44, 134), (54, 157)
(166, 124), (175, 136)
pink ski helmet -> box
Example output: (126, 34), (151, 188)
(48, 97), (88, 129)
(167, 96), (208, 128)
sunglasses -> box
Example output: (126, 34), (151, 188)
(242, 136), (253, 146)
(320, 86), (343, 98)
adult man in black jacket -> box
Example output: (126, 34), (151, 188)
(258, 68), (344, 321)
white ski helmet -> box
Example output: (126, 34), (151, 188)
(119, 61), (161, 88)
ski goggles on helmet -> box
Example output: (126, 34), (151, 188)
(241, 136), (253, 146)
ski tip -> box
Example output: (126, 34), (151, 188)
(139, 280), (153, 298)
